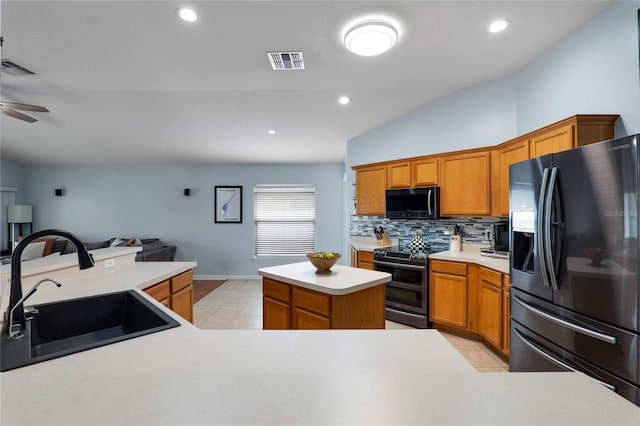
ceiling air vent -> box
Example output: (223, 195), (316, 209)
(268, 52), (304, 70)
(1, 60), (35, 75)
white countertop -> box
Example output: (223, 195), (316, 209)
(258, 261), (391, 295)
(2, 251), (639, 425)
(350, 235), (399, 251)
(430, 243), (510, 274)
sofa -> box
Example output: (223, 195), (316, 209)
(55, 237), (177, 262)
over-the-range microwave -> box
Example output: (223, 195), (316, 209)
(385, 187), (440, 220)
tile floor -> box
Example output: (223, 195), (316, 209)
(194, 279), (509, 373)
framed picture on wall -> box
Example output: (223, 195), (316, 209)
(215, 186), (242, 223)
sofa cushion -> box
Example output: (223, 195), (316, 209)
(142, 241), (164, 251)
(17, 236), (57, 256)
(52, 239), (68, 254)
(22, 241), (46, 259)
(85, 240), (110, 250)
(140, 238), (160, 244)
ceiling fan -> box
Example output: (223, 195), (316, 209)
(0, 101), (49, 123)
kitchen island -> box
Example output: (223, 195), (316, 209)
(258, 261), (390, 329)
(1, 252), (640, 425)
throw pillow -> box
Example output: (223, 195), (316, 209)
(21, 241), (46, 259)
(127, 237), (142, 246)
(110, 238), (127, 247)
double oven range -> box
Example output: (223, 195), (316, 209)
(373, 248), (430, 328)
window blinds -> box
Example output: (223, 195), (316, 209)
(254, 185), (316, 256)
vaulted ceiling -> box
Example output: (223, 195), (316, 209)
(0, 1), (613, 165)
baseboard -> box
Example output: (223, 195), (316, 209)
(193, 274), (262, 281)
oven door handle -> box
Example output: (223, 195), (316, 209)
(374, 260), (426, 271)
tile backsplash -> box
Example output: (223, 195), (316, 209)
(351, 215), (506, 253)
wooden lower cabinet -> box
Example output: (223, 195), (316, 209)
(430, 260), (469, 329)
(478, 267), (503, 350)
(502, 275), (510, 356)
(144, 270), (194, 323)
(430, 260), (509, 357)
(263, 277), (384, 329)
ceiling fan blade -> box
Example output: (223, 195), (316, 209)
(0, 101), (49, 112)
(1, 108), (38, 123)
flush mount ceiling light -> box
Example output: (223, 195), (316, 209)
(267, 129), (276, 135)
(338, 96), (350, 105)
(176, 7), (198, 22)
(344, 20), (398, 56)
(489, 19), (509, 33)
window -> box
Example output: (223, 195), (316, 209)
(254, 185), (315, 256)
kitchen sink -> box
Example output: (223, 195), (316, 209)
(1, 290), (180, 371)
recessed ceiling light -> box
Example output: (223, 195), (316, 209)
(177, 7), (198, 23)
(267, 129), (276, 135)
(489, 19), (509, 33)
(344, 20), (398, 56)
(338, 96), (350, 105)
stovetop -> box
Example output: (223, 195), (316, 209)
(373, 247), (430, 266)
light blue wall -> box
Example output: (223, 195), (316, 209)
(22, 163), (344, 278)
(517, 1), (640, 137)
(1, 157), (24, 202)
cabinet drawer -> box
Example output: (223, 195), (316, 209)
(171, 270), (193, 293)
(292, 286), (330, 317)
(358, 251), (374, 263)
(430, 260), (467, 276)
(145, 280), (170, 301)
(479, 267), (502, 288)
(263, 278), (291, 303)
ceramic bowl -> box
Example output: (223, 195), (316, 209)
(585, 248), (607, 266)
(306, 252), (341, 274)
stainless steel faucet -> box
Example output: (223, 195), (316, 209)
(5, 229), (94, 339)
(8, 278), (62, 339)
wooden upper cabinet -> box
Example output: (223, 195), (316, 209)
(413, 158), (439, 186)
(354, 165), (386, 215)
(492, 138), (530, 217)
(387, 161), (412, 188)
(529, 115), (618, 158)
(530, 124), (574, 157)
(440, 150), (491, 216)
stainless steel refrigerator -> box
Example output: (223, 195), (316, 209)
(509, 134), (640, 406)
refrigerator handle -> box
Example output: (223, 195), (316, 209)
(537, 168), (551, 287)
(513, 296), (618, 345)
(513, 327), (617, 392)
(545, 167), (559, 290)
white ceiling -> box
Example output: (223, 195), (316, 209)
(0, 0), (614, 165)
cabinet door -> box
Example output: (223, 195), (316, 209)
(171, 285), (194, 323)
(440, 151), (491, 216)
(293, 307), (331, 329)
(502, 275), (510, 355)
(413, 158), (438, 186)
(530, 124), (574, 157)
(497, 139), (529, 217)
(387, 162), (412, 188)
(144, 280), (170, 307)
(429, 272), (468, 328)
(357, 250), (374, 270)
(263, 297), (291, 329)
(477, 268), (503, 350)
(355, 165), (387, 215)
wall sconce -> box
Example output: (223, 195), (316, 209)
(55, 188), (64, 196)
(184, 188), (191, 196)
